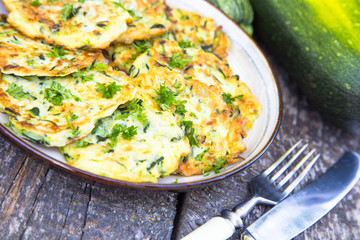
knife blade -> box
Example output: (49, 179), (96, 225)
(242, 151), (360, 240)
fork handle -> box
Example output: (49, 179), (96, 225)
(181, 196), (260, 240)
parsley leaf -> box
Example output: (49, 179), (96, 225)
(96, 82), (122, 99)
(116, 99), (149, 128)
(178, 40), (192, 49)
(154, 82), (177, 110)
(181, 120), (198, 147)
(92, 62), (108, 72)
(6, 83), (36, 100)
(44, 81), (78, 106)
(131, 40), (149, 54)
(75, 139), (90, 148)
(195, 148), (210, 161)
(62, 3), (76, 22)
(73, 70), (94, 83)
(202, 157), (227, 176)
(108, 124), (138, 147)
(175, 100), (187, 115)
(222, 92), (244, 108)
(65, 114), (79, 136)
(168, 52), (192, 69)
(47, 45), (66, 59)
(113, 1), (136, 17)
(70, 112), (78, 120)
(30, 0), (42, 6)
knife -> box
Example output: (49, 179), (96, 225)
(181, 151), (360, 240)
(242, 151), (360, 240)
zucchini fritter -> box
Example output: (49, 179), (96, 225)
(131, 39), (261, 176)
(0, 15), (102, 76)
(61, 90), (190, 183)
(117, 0), (171, 44)
(0, 69), (136, 146)
(3, 0), (133, 49)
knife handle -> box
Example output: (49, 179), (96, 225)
(181, 217), (235, 240)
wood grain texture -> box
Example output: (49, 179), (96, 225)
(0, 140), (179, 240)
(175, 55), (360, 240)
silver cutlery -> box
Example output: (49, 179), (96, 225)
(182, 140), (320, 240)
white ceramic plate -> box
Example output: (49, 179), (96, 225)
(0, 0), (281, 190)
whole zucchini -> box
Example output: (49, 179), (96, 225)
(250, 0), (360, 136)
(208, 0), (254, 35)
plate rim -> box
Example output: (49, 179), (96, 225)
(0, 0), (283, 191)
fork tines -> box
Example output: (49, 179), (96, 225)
(262, 140), (320, 195)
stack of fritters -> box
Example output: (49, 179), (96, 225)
(0, 0), (260, 182)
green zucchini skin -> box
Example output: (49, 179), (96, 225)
(208, 0), (254, 35)
(250, 0), (360, 136)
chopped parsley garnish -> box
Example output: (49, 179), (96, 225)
(173, 79), (182, 89)
(61, 3), (76, 22)
(44, 81), (79, 106)
(175, 100), (187, 115)
(30, 0), (42, 6)
(116, 99), (149, 128)
(92, 62), (108, 72)
(0, 31), (16, 36)
(78, 0), (85, 3)
(178, 40), (192, 49)
(168, 52), (192, 69)
(47, 45), (66, 59)
(131, 40), (149, 54)
(65, 114), (79, 136)
(108, 124), (138, 147)
(6, 83), (36, 100)
(222, 92), (244, 108)
(203, 157), (227, 176)
(73, 70), (94, 83)
(154, 82), (177, 110)
(70, 112), (78, 120)
(181, 120), (198, 147)
(26, 59), (35, 66)
(195, 148), (210, 161)
(75, 139), (90, 148)
(113, 0), (139, 18)
(96, 82), (122, 99)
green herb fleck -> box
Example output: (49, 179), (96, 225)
(65, 114), (79, 136)
(181, 120), (198, 147)
(62, 3), (76, 22)
(73, 70), (94, 83)
(92, 62), (108, 72)
(47, 45), (66, 59)
(70, 112), (78, 120)
(6, 83), (36, 100)
(175, 100), (187, 115)
(195, 148), (210, 161)
(222, 92), (243, 108)
(44, 81), (79, 106)
(154, 82), (177, 110)
(113, 0), (136, 17)
(96, 82), (122, 99)
(178, 40), (192, 49)
(30, 0), (42, 6)
(75, 139), (90, 148)
(131, 40), (149, 54)
(168, 52), (192, 69)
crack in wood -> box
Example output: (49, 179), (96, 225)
(170, 192), (186, 240)
(58, 193), (74, 240)
(0, 154), (27, 208)
(18, 166), (50, 239)
(80, 183), (92, 240)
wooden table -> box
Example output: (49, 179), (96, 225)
(1, 48), (359, 240)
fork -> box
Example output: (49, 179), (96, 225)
(182, 140), (320, 240)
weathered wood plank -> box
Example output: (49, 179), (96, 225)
(80, 183), (178, 240)
(0, 139), (179, 240)
(174, 56), (360, 239)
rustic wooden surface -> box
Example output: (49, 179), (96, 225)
(1, 53), (360, 240)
